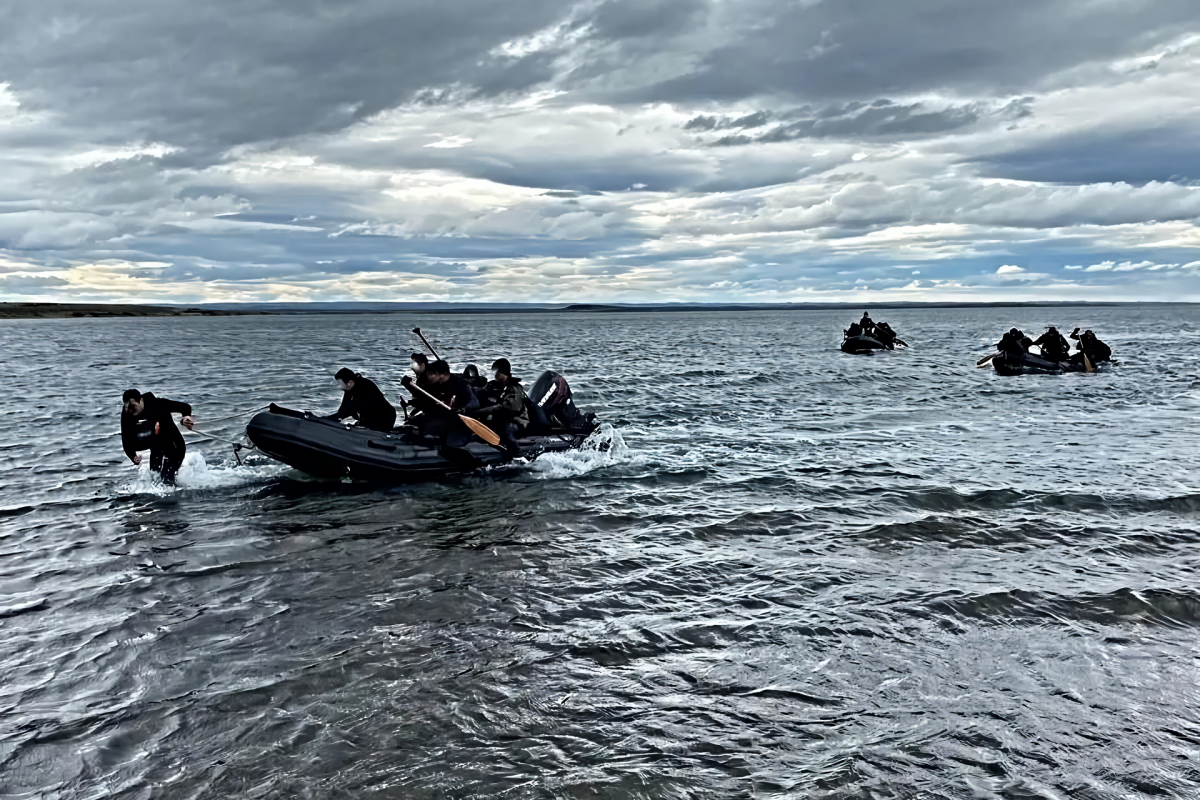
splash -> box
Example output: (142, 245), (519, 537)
(117, 452), (286, 495)
(528, 424), (641, 479)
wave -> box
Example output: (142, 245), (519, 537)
(528, 424), (645, 479)
(115, 452), (287, 496)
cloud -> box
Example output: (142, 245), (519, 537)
(0, 0), (1197, 304)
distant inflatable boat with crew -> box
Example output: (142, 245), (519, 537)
(979, 326), (1114, 375)
(840, 312), (908, 355)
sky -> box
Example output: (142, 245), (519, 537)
(1, 0), (1199, 305)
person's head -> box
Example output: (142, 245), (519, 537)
(491, 358), (511, 381)
(121, 389), (144, 415)
(1047, 326), (1057, 334)
(334, 367), (357, 392)
(410, 352), (427, 374)
(427, 359), (451, 384)
(463, 364), (480, 380)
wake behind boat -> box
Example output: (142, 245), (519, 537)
(247, 370), (600, 482)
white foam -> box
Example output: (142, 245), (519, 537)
(528, 424), (643, 479)
(117, 452), (286, 495)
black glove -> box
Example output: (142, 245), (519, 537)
(401, 375), (413, 387)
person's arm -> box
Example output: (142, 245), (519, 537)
(460, 384), (480, 412)
(500, 385), (524, 414)
(159, 398), (195, 428)
(159, 398), (192, 416)
(121, 416), (139, 463)
(328, 391), (352, 420)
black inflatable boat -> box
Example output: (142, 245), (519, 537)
(841, 334), (889, 354)
(246, 371), (599, 482)
(991, 351), (1100, 375)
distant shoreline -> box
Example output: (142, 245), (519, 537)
(1, 299), (1189, 320)
(0, 303), (253, 319)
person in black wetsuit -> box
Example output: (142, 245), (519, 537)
(1069, 328), (1113, 365)
(859, 312), (874, 336)
(328, 368), (396, 431)
(461, 364), (488, 393)
(402, 353), (435, 418)
(995, 328), (1027, 365)
(1033, 326), (1070, 362)
(408, 359), (479, 440)
(874, 322), (898, 349)
(121, 389), (194, 483)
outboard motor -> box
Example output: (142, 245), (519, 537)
(530, 371), (596, 432)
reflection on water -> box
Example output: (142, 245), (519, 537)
(1, 306), (1198, 798)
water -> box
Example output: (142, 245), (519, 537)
(1, 306), (1198, 799)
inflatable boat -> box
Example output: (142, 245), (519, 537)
(991, 351), (1103, 375)
(841, 334), (889, 354)
(246, 371), (599, 482)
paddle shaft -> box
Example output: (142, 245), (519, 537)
(409, 381), (454, 413)
(407, 381), (501, 446)
(412, 327), (441, 361)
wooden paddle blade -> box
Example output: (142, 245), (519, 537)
(976, 353), (997, 366)
(1083, 353), (1094, 373)
(460, 415), (501, 446)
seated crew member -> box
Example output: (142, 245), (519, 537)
(845, 322), (864, 338)
(409, 359), (479, 439)
(328, 368), (396, 432)
(1033, 326), (1070, 362)
(1069, 328), (1112, 365)
(121, 388), (194, 484)
(874, 321), (898, 349)
(996, 327), (1030, 353)
(462, 364), (488, 392)
(478, 358), (530, 458)
(402, 353), (435, 417)
(996, 329), (1026, 363)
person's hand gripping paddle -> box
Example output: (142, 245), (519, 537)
(408, 383), (501, 446)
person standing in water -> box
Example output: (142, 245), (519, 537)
(121, 389), (194, 484)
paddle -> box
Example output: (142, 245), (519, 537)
(977, 353), (998, 367)
(408, 382), (501, 446)
(412, 327), (441, 361)
(1069, 329), (1095, 372)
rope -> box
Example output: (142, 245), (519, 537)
(189, 404), (270, 425)
(183, 426), (256, 466)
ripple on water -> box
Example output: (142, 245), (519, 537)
(0, 307), (1198, 798)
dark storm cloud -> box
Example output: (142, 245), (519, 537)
(972, 126), (1200, 186)
(0, 0), (565, 154)
(637, 0), (1200, 103)
(687, 99), (1027, 146)
(1, 0), (1198, 303)
(588, 0), (706, 41)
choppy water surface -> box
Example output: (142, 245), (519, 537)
(1, 306), (1199, 799)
